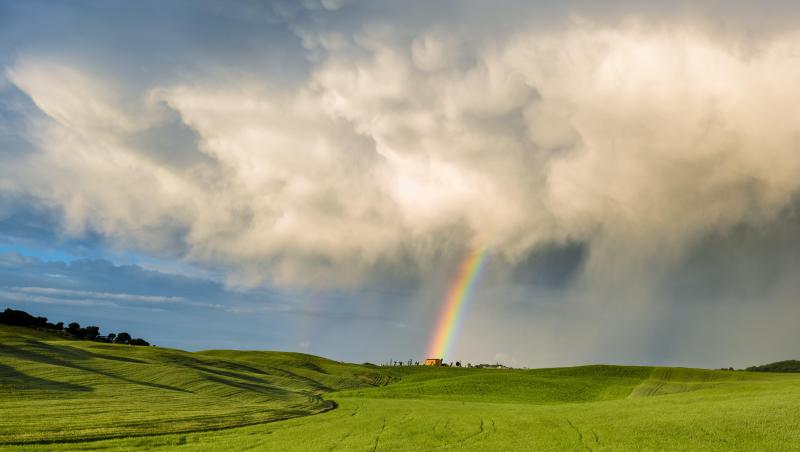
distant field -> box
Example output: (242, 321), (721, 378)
(2, 325), (800, 451)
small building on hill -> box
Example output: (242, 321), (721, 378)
(475, 363), (509, 369)
(424, 358), (443, 366)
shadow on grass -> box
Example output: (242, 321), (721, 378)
(28, 341), (148, 364)
(0, 341), (190, 393)
(160, 355), (335, 392)
(159, 354), (277, 377)
(189, 364), (279, 385)
(0, 363), (92, 392)
(265, 366), (333, 391)
(201, 374), (298, 399)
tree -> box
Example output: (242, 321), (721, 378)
(1, 308), (40, 327)
(129, 338), (150, 346)
(83, 326), (100, 341)
(1, 307), (149, 346)
(66, 322), (82, 338)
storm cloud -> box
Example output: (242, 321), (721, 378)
(2, 0), (800, 367)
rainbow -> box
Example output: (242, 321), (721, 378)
(427, 246), (489, 360)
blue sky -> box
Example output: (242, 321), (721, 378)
(2, 0), (800, 368)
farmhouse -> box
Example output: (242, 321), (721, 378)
(424, 358), (443, 366)
(475, 363), (508, 369)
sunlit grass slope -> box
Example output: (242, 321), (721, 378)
(0, 325), (384, 444)
(337, 364), (654, 403)
(4, 324), (800, 451)
(33, 367), (800, 451)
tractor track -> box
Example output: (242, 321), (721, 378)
(371, 417), (386, 451)
(566, 419), (592, 452)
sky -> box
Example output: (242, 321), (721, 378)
(2, 0), (800, 368)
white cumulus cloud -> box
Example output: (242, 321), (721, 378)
(6, 18), (800, 290)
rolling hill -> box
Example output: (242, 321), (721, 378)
(2, 324), (800, 451)
(0, 325), (384, 445)
(746, 360), (800, 373)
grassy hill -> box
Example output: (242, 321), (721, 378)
(0, 325), (384, 444)
(2, 324), (800, 450)
(746, 360), (800, 373)
(335, 364), (654, 404)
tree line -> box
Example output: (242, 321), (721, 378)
(382, 359), (481, 368)
(0, 307), (150, 346)
(746, 360), (800, 373)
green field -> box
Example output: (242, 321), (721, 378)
(2, 325), (800, 451)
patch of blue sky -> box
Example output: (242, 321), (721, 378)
(0, 242), (77, 263)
